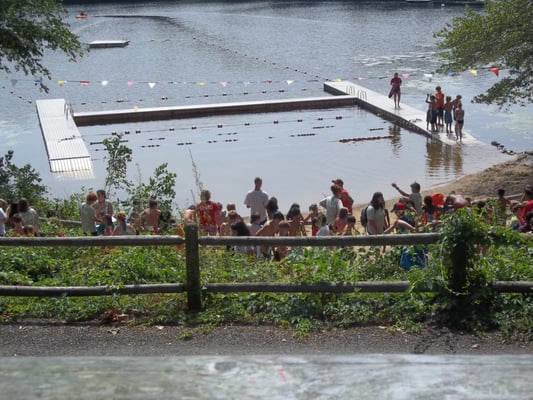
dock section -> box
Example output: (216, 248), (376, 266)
(37, 81), (457, 173)
(36, 99), (92, 173)
(73, 96), (358, 126)
(324, 81), (432, 137)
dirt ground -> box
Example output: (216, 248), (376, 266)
(419, 152), (533, 201)
(0, 320), (531, 357)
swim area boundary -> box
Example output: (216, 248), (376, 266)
(37, 80), (455, 173)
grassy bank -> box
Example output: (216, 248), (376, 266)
(1, 209), (531, 341)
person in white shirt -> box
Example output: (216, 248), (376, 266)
(319, 184), (343, 225)
(244, 177), (269, 224)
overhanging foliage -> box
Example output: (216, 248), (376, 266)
(435, 0), (533, 107)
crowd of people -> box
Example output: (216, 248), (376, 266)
(0, 198), (41, 237)
(176, 177), (533, 260)
(1, 179), (531, 262)
(0, 190), (162, 238)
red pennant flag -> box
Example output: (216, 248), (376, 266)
(80, 80), (90, 86)
(490, 67), (499, 77)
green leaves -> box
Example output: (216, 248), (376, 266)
(435, 0), (533, 106)
(0, 151), (47, 204)
(103, 137), (133, 198)
(0, 0), (84, 92)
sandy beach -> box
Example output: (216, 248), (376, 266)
(354, 152), (533, 218)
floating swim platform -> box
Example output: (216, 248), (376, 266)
(36, 99), (93, 173)
(89, 40), (129, 49)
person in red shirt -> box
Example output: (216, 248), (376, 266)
(389, 72), (402, 109)
(196, 189), (220, 236)
(332, 178), (354, 215)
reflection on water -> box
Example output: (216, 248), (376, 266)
(426, 140), (464, 180)
(388, 125), (402, 156)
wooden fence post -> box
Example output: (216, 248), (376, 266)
(184, 224), (202, 311)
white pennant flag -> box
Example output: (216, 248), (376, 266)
(286, 80), (294, 85)
(148, 82), (156, 89)
(101, 80), (109, 87)
(220, 81), (228, 87)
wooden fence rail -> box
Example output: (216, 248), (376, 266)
(0, 225), (531, 311)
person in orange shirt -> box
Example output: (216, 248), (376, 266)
(435, 86), (445, 128)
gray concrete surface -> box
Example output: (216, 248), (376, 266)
(1, 355), (532, 399)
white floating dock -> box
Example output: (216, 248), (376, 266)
(36, 81), (464, 175)
(89, 40), (129, 49)
(36, 99), (93, 173)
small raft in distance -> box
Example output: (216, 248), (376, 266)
(88, 40), (130, 49)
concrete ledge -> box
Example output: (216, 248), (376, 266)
(1, 355), (531, 399)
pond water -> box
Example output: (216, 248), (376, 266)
(1, 0), (531, 213)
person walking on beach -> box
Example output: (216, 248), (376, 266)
(332, 178), (354, 215)
(454, 102), (465, 142)
(244, 177), (269, 224)
(366, 192), (386, 235)
(319, 184), (343, 225)
(389, 72), (402, 109)
(196, 189), (220, 236)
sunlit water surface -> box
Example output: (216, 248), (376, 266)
(1, 1), (531, 212)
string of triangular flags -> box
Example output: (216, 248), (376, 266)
(6, 66), (501, 89)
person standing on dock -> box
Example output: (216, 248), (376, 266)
(425, 94), (437, 132)
(443, 96), (454, 134)
(389, 72), (402, 109)
(454, 102), (465, 142)
(435, 86), (445, 128)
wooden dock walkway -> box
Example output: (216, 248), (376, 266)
(324, 81), (468, 145)
(35, 99), (92, 173)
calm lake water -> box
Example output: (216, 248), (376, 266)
(1, 0), (531, 213)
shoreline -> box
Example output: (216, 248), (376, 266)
(351, 152), (533, 219)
